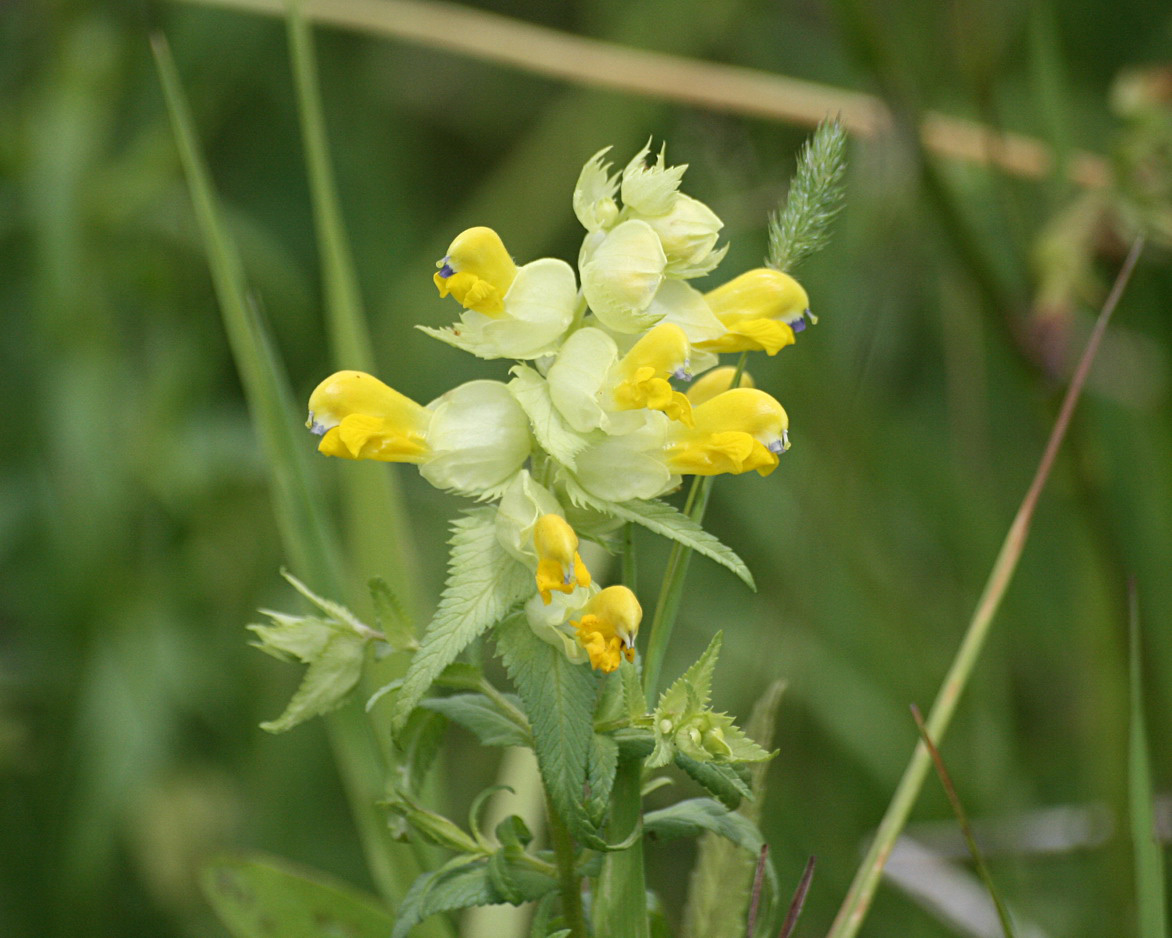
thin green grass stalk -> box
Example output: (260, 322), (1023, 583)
(827, 235), (1145, 938)
(1128, 580), (1168, 938)
(285, 0), (420, 617)
(152, 36), (438, 922)
(766, 118), (846, 274)
(910, 704), (1016, 938)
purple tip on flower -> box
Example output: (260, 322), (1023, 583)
(563, 571), (573, 585)
(790, 314), (808, 334)
(308, 414), (328, 436)
(673, 366), (693, 382)
(438, 261), (455, 278)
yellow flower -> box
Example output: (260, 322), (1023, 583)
(570, 585), (642, 673)
(665, 388), (789, 477)
(426, 226), (578, 360)
(696, 268), (811, 355)
(307, 371), (430, 463)
(433, 226), (517, 315)
(610, 323), (694, 426)
(533, 514), (592, 604)
(307, 371), (532, 497)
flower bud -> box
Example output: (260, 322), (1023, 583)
(581, 220), (667, 333)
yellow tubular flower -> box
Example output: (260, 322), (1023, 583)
(665, 388), (789, 477)
(610, 322), (694, 426)
(307, 371), (431, 462)
(533, 514), (592, 604)
(570, 585), (642, 673)
(433, 227), (518, 316)
(685, 366), (754, 406)
(696, 268), (811, 355)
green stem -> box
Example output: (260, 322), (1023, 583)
(641, 351), (745, 703)
(546, 795), (588, 938)
(594, 757), (649, 938)
(641, 475), (715, 705)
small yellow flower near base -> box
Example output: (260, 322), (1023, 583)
(433, 227), (518, 316)
(571, 585), (642, 673)
(533, 514), (591, 604)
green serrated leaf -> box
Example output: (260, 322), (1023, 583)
(202, 852), (392, 938)
(248, 613), (335, 663)
(495, 814), (534, 850)
(508, 364), (589, 468)
(586, 732), (620, 826)
(620, 657), (647, 721)
(659, 632), (722, 718)
(370, 576), (417, 651)
(567, 484), (754, 590)
(383, 790), (483, 854)
(281, 568), (373, 635)
(494, 615), (603, 845)
(394, 510), (533, 733)
(708, 713), (775, 763)
(644, 798), (764, 852)
(397, 706), (449, 796)
(681, 680), (786, 938)
(675, 754), (750, 810)
(421, 693), (531, 748)
(434, 661), (486, 690)
(393, 858), (558, 938)
(259, 631), (366, 733)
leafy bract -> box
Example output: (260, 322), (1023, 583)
(202, 852), (392, 938)
(258, 630), (366, 733)
(369, 575), (417, 651)
(508, 364), (589, 468)
(392, 858), (557, 938)
(392, 509), (533, 733)
(643, 798), (764, 854)
(421, 693), (532, 748)
(566, 482), (754, 590)
(675, 755), (751, 810)
(494, 614), (602, 844)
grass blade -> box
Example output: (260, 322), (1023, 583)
(152, 37), (441, 925)
(911, 705), (1016, 938)
(826, 236), (1145, 938)
(1129, 579), (1168, 938)
(285, 0), (421, 615)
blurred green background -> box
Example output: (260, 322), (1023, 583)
(2, 0), (1170, 935)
